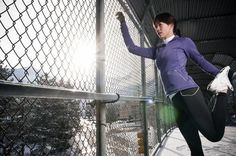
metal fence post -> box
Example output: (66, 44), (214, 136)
(140, 30), (149, 156)
(154, 66), (162, 144)
(96, 0), (106, 156)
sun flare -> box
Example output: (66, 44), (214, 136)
(73, 41), (96, 71)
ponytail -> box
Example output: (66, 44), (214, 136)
(175, 28), (181, 37)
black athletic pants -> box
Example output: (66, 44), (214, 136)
(172, 87), (227, 156)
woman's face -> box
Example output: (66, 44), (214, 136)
(154, 22), (174, 40)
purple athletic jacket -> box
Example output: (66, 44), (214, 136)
(120, 21), (220, 95)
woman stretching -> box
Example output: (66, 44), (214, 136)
(116, 12), (234, 156)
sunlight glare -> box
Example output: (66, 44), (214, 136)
(73, 41), (96, 71)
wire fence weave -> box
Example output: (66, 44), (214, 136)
(0, 0), (175, 155)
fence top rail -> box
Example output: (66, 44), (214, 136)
(0, 80), (163, 103)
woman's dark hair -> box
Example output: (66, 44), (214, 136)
(153, 12), (181, 36)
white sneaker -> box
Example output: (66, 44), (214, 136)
(207, 66), (234, 94)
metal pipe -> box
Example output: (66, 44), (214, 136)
(0, 81), (160, 102)
(140, 30), (149, 156)
(96, 0), (106, 155)
(0, 81), (115, 100)
(154, 67), (162, 144)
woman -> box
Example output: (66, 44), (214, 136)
(116, 12), (234, 156)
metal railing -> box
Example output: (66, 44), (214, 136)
(0, 80), (175, 156)
(0, 0), (175, 155)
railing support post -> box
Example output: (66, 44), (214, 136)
(154, 67), (162, 144)
(140, 30), (149, 156)
(96, 0), (106, 155)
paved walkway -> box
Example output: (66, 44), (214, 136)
(155, 126), (236, 156)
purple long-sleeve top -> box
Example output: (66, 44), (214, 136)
(120, 21), (220, 95)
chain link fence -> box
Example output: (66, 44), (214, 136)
(105, 1), (144, 155)
(0, 0), (175, 155)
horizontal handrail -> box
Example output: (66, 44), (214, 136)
(0, 80), (162, 103)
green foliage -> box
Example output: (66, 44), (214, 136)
(0, 60), (13, 81)
(0, 71), (81, 155)
(0, 62), (23, 155)
(23, 73), (81, 154)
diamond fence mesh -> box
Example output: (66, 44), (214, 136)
(105, 1), (142, 155)
(0, 0), (175, 155)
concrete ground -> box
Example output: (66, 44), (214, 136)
(155, 126), (236, 156)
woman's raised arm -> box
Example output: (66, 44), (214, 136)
(116, 12), (156, 60)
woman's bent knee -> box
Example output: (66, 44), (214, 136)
(206, 133), (224, 142)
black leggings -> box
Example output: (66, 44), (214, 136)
(172, 87), (227, 156)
